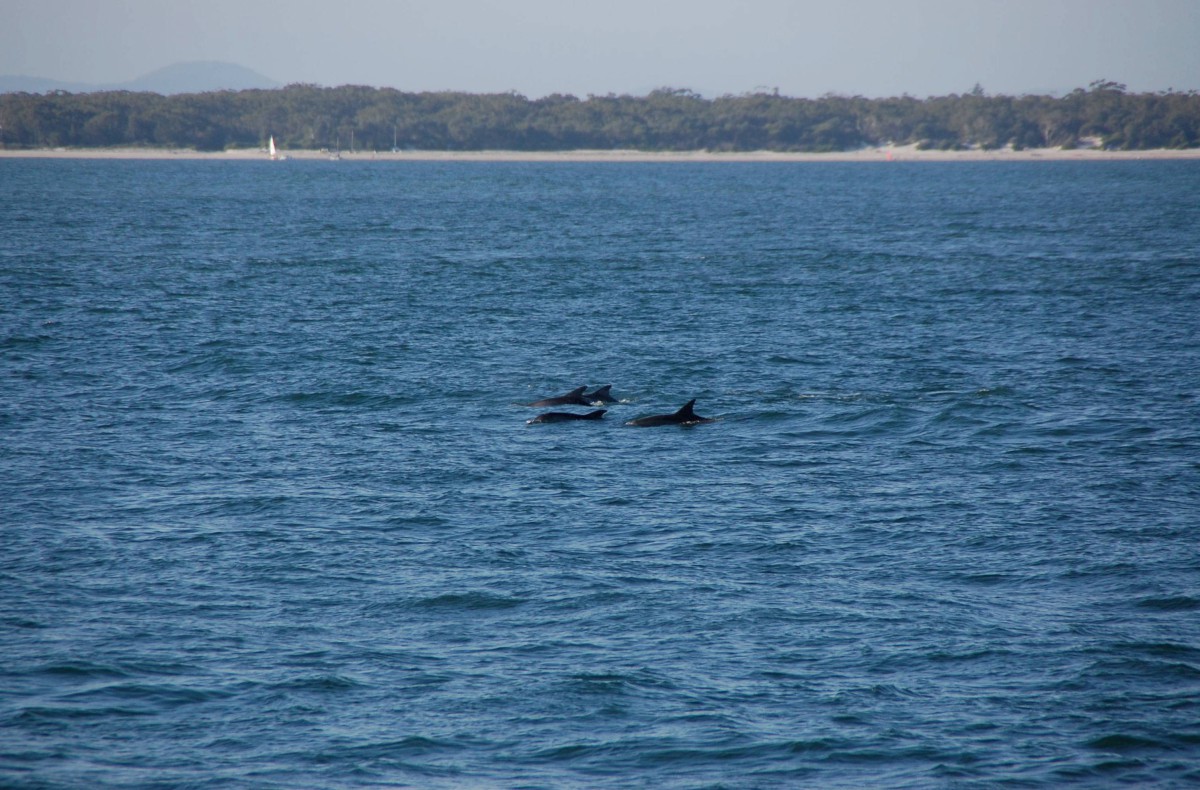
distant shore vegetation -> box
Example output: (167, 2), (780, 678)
(1, 80), (1197, 152)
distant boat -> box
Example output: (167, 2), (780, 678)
(268, 135), (287, 161)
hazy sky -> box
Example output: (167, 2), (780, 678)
(4, 0), (1199, 97)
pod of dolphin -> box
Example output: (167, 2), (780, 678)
(523, 385), (715, 427)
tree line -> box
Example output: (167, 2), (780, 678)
(1, 80), (1197, 152)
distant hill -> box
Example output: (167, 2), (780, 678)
(121, 62), (280, 94)
(0, 75), (92, 93)
(0, 61), (280, 95)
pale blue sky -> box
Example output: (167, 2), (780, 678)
(3, 0), (1198, 97)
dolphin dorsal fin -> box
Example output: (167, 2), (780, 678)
(585, 409), (607, 419)
(568, 386), (587, 396)
(675, 399), (697, 418)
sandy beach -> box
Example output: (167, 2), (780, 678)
(2, 144), (1198, 162)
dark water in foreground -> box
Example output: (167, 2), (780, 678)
(2, 159), (1199, 788)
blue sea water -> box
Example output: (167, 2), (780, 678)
(2, 158), (1199, 788)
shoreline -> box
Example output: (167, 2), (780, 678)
(2, 144), (1199, 162)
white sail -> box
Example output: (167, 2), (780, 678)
(269, 136), (277, 159)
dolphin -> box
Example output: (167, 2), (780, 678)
(527, 409), (607, 425)
(625, 399), (714, 427)
(525, 386), (589, 408)
(583, 384), (617, 404)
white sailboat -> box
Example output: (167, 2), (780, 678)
(268, 136), (287, 160)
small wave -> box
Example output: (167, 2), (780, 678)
(195, 494), (291, 517)
(286, 734), (471, 776)
(1135, 595), (1200, 611)
(34, 661), (133, 680)
(330, 735), (466, 757)
(953, 572), (1018, 586)
(15, 704), (153, 722)
(645, 739), (840, 764)
(821, 404), (920, 436)
(382, 514), (451, 528)
(269, 674), (370, 693)
(1082, 656), (1200, 682)
(529, 742), (610, 763)
(742, 409), (795, 424)
(51, 681), (231, 712)
(832, 683), (924, 702)
(1087, 733), (1169, 752)
(415, 592), (525, 611)
(1, 333), (56, 350)
(280, 391), (411, 408)
(1113, 641), (1200, 659)
(751, 539), (812, 554)
(925, 647), (1012, 663)
(566, 670), (677, 694)
(927, 401), (995, 430)
(0, 616), (45, 630)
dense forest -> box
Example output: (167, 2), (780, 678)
(1, 80), (1197, 152)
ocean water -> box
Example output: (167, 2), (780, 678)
(2, 158), (1199, 788)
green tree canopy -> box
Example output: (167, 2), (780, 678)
(2, 82), (1197, 152)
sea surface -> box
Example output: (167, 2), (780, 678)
(2, 158), (1199, 788)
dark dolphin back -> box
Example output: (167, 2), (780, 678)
(584, 384), (615, 403)
(527, 385), (588, 407)
(558, 385), (588, 403)
(675, 399), (698, 419)
(527, 408), (607, 424)
(626, 399), (705, 427)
